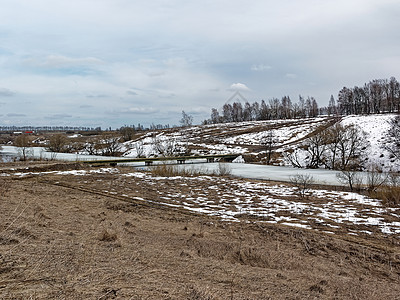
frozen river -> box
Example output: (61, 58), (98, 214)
(1, 146), (351, 186)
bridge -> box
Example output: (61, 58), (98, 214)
(81, 154), (241, 166)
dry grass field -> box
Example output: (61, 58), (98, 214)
(0, 162), (399, 299)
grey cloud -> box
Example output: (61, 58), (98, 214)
(0, 88), (15, 97)
(24, 55), (103, 69)
(148, 71), (166, 77)
(7, 113), (26, 117)
(0, 0), (399, 128)
(126, 90), (138, 96)
(286, 73), (297, 79)
(45, 114), (73, 119)
(86, 94), (108, 98)
(111, 107), (159, 115)
(158, 93), (176, 99)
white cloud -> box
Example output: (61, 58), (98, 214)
(24, 55), (103, 69)
(251, 64), (272, 71)
(229, 83), (250, 91)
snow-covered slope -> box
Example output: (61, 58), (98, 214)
(122, 114), (399, 171)
(341, 114), (398, 171)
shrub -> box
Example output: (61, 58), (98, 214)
(289, 174), (314, 199)
(149, 163), (209, 177)
(216, 162), (232, 176)
(150, 164), (179, 177)
(336, 170), (363, 192)
(369, 172), (400, 207)
(149, 162), (232, 177)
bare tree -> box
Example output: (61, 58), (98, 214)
(323, 123), (369, 170)
(285, 129), (327, 169)
(210, 108), (221, 124)
(366, 165), (388, 193)
(262, 130), (278, 165)
(46, 133), (69, 153)
(289, 174), (314, 199)
(180, 110), (193, 127)
(323, 123), (343, 169)
(336, 170), (363, 192)
(84, 138), (101, 155)
(286, 123), (369, 171)
(14, 134), (32, 161)
(303, 131), (327, 168)
(99, 133), (122, 156)
(336, 124), (369, 170)
(284, 148), (305, 168)
(328, 95), (337, 116)
(120, 126), (135, 142)
(152, 135), (177, 157)
(135, 140), (145, 158)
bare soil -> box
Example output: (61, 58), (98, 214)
(0, 163), (399, 299)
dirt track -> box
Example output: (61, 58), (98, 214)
(0, 165), (400, 299)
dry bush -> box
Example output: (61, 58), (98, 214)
(149, 163), (209, 177)
(366, 167), (387, 192)
(368, 173), (400, 207)
(216, 162), (232, 176)
(336, 170), (363, 192)
(14, 134), (33, 161)
(150, 164), (180, 177)
(289, 174), (314, 199)
(371, 186), (400, 207)
(46, 133), (69, 152)
(99, 229), (118, 242)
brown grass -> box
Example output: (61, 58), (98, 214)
(371, 185), (400, 206)
(150, 163), (208, 177)
(149, 162), (232, 177)
(187, 285), (218, 300)
(1, 169), (400, 299)
(0, 178), (11, 198)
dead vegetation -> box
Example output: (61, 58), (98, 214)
(149, 162), (232, 177)
(0, 167), (399, 299)
(289, 174), (314, 199)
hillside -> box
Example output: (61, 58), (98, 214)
(122, 114), (399, 171)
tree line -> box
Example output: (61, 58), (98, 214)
(204, 77), (400, 124)
(203, 95), (319, 124)
(336, 77), (400, 115)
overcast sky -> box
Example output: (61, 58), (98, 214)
(0, 0), (399, 128)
